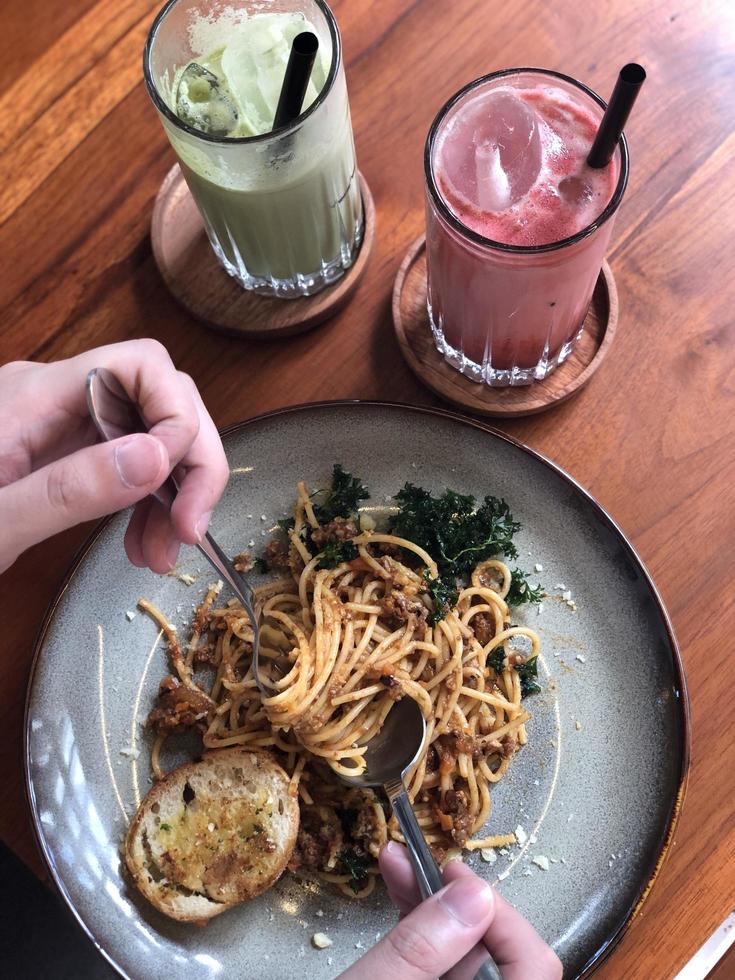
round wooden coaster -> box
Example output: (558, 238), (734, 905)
(151, 165), (375, 339)
(392, 236), (619, 418)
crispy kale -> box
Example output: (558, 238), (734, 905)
(506, 569), (544, 606)
(391, 485), (520, 577)
(336, 848), (372, 893)
(515, 655), (541, 698)
(423, 570), (458, 625)
(316, 540), (358, 570)
(313, 464), (369, 525)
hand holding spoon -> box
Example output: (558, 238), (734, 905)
(342, 696), (502, 980)
(85, 367), (267, 690)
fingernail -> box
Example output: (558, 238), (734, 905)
(439, 878), (493, 926)
(165, 540), (180, 570)
(115, 437), (164, 489)
(382, 841), (403, 857)
(195, 510), (213, 542)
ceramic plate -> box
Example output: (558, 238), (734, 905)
(25, 403), (688, 979)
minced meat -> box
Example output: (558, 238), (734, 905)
(472, 612), (496, 645)
(311, 518), (358, 549)
(380, 589), (428, 626)
(147, 675), (214, 734)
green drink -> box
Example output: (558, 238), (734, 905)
(145, 1), (363, 298)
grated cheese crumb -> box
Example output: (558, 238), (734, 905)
(480, 848), (497, 863)
(497, 869), (510, 881)
(576, 654), (586, 663)
(355, 941), (364, 949)
(555, 582), (566, 590)
(327, 957), (333, 967)
(562, 590), (572, 601)
(532, 855), (550, 871)
(119, 745), (139, 759)
(537, 603), (544, 615)
(575, 720), (582, 731)
(207, 822), (215, 832)
(125, 610), (136, 621)
(312, 933), (332, 949)
(514, 825), (528, 845)
(178, 573), (196, 586)
(534, 563), (543, 572)
(315, 909), (324, 917)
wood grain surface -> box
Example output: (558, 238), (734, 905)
(1, 1), (734, 977)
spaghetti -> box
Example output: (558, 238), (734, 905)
(141, 478), (541, 897)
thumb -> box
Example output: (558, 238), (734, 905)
(340, 876), (494, 980)
(0, 434), (168, 572)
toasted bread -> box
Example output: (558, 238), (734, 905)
(125, 748), (299, 922)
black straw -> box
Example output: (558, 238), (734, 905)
(587, 63), (646, 169)
(272, 32), (319, 130)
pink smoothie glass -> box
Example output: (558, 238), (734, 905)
(425, 68), (629, 387)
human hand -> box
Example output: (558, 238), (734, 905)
(0, 340), (229, 575)
(341, 842), (562, 980)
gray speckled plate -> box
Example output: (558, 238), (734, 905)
(25, 402), (688, 980)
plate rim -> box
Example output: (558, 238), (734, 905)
(23, 398), (690, 979)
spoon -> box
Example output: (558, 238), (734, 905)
(342, 696), (502, 980)
(85, 367), (268, 693)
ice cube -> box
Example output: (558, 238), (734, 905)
(558, 175), (594, 205)
(176, 62), (238, 137)
(475, 142), (512, 211)
(439, 89), (542, 213)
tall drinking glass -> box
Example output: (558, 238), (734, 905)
(144, 0), (363, 298)
(424, 69), (629, 386)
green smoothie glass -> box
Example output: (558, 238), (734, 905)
(144, 0), (363, 298)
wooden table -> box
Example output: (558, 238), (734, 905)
(1, 0), (734, 976)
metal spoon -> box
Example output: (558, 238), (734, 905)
(85, 367), (267, 691)
(342, 696), (502, 980)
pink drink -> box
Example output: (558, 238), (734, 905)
(425, 69), (628, 386)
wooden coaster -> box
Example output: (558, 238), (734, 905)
(392, 236), (619, 418)
(151, 164), (375, 339)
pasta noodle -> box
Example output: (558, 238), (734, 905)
(140, 476), (541, 896)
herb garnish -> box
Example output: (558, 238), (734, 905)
(336, 848), (371, 892)
(253, 556), (269, 574)
(488, 649), (506, 675)
(506, 569), (544, 606)
(515, 655), (541, 698)
(159, 823), (172, 831)
(316, 540), (359, 569)
(313, 464), (369, 524)
(391, 485), (520, 577)
(423, 570), (458, 625)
